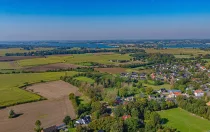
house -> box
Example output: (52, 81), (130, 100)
(42, 126), (57, 132)
(206, 101), (210, 106)
(75, 116), (91, 125)
(151, 73), (156, 80)
(194, 89), (204, 97)
(140, 73), (147, 80)
(122, 115), (131, 120)
(157, 88), (168, 94)
(200, 66), (206, 71)
(168, 90), (182, 98)
(56, 124), (67, 131)
(124, 96), (134, 102)
(131, 72), (138, 79)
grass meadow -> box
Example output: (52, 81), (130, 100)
(0, 71), (77, 107)
(159, 108), (210, 132)
(17, 53), (131, 67)
(75, 76), (95, 84)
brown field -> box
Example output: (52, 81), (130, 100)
(23, 63), (81, 72)
(0, 56), (44, 62)
(95, 67), (127, 74)
(0, 80), (81, 132)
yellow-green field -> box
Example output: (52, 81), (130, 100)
(17, 53), (131, 67)
(159, 108), (210, 132)
(0, 62), (20, 69)
(145, 48), (209, 56)
(0, 71), (77, 107)
(0, 48), (53, 56)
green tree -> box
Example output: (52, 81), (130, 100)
(146, 87), (153, 95)
(124, 117), (140, 132)
(69, 93), (75, 100)
(34, 120), (43, 132)
(63, 116), (71, 125)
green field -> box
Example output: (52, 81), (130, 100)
(0, 48), (53, 56)
(145, 48), (209, 56)
(0, 71), (77, 107)
(174, 54), (192, 58)
(17, 53), (131, 67)
(75, 76), (95, 83)
(159, 108), (210, 132)
(0, 62), (20, 69)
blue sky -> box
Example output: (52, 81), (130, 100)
(0, 0), (210, 40)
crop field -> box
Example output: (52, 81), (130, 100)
(17, 53), (131, 67)
(23, 63), (80, 72)
(75, 76), (95, 83)
(0, 61), (20, 69)
(0, 80), (80, 132)
(95, 67), (127, 74)
(174, 54), (192, 58)
(0, 71), (77, 107)
(159, 108), (210, 132)
(145, 48), (209, 56)
(0, 48), (53, 56)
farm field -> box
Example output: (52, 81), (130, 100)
(0, 81), (80, 132)
(75, 76), (95, 84)
(23, 63), (80, 72)
(174, 54), (192, 58)
(159, 108), (210, 132)
(17, 53), (131, 67)
(95, 67), (127, 74)
(145, 48), (209, 56)
(0, 71), (77, 107)
(0, 48), (53, 56)
(0, 61), (20, 69)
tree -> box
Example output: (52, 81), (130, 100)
(69, 93), (75, 100)
(63, 116), (71, 125)
(124, 117), (140, 132)
(8, 109), (16, 118)
(146, 87), (153, 95)
(34, 120), (43, 132)
(131, 108), (139, 118)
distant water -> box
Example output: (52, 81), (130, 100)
(0, 42), (114, 48)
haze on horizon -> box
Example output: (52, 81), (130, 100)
(0, 0), (210, 41)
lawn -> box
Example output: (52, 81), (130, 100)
(159, 108), (210, 132)
(143, 83), (171, 90)
(17, 53), (131, 67)
(75, 76), (95, 84)
(0, 71), (77, 107)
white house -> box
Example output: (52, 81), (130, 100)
(194, 90), (204, 97)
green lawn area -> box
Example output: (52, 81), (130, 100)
(143, 83), (171, 90)
(75, 76), (95, 84)
(159, 108), (210, 132)
(17, 53), (131, 67)
(174, 54), (192, 58)
(0, 71), (77, 107)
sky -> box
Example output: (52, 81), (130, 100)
(0, 0), (210, 40)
